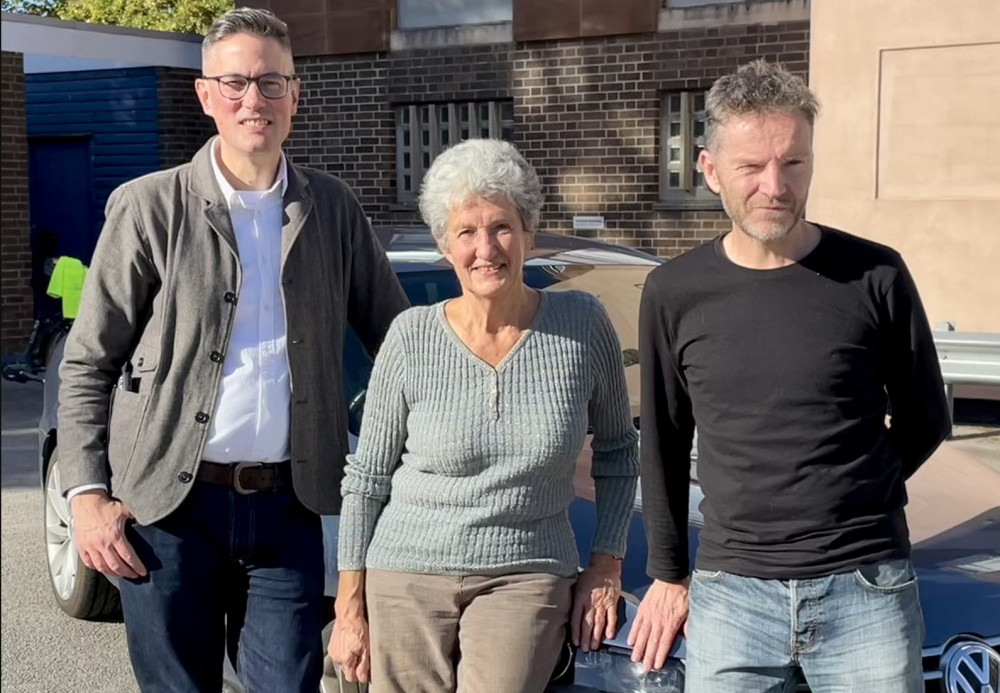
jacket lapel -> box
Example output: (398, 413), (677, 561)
(188, 139), (239, 258)
(281, 164), (314, 267)
(204, 202), (239, 259)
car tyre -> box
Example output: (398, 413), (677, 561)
(43, 449), (121, 620)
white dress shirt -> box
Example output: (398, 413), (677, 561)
(202, 140), (291, 464)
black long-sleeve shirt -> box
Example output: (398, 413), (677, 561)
(638, 225), (951, 581)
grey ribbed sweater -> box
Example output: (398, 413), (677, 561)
(338, 290), (639, 578)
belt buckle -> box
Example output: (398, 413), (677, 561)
(233, 461), (264, 495)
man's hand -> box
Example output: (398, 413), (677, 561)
(70, 490), (146, 579)
(328, 612), (370, 684)
(626, 578), (689, 673)
(572, 553), (623, 653)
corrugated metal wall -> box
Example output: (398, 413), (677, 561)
(25, 67), (160, 262)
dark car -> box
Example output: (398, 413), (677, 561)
(11, 228), (999, 693)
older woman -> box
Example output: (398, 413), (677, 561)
(329, 139), (638, 692)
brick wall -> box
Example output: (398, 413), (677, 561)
(291, 56), (396, 214)
(156, 68), (218, 169)
(288, 44), (512, 224)
(516, 22), (809, 254)
(1, 51), (32, 356)
(287, 20), (809, 257)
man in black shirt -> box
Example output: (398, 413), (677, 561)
(628, 60), (949, 692)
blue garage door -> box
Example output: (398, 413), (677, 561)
(29, 137), (95, 264)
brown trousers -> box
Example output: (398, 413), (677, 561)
(365, 570), (575, 693)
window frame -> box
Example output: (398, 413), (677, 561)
(658, 90), (722, 209)
(396, 99), (514, 204)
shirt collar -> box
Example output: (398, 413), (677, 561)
(209, 136), (288, 209)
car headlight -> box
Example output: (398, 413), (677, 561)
(571, 648), (684, 693)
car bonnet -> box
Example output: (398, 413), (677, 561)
(906, 443), (1000, 646)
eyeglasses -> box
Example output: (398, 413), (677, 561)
(200, 73), (298, 100)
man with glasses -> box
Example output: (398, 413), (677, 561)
(58, 8), (408, 691)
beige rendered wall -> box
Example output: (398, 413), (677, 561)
(808, 0), (1000, 332)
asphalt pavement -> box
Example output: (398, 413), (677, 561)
(1, 378), (136, 693)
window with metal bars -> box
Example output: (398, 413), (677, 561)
(660, 91), (717, 204)
(396, 100), (514, 203)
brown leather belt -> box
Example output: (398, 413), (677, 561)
(196, 460), (292, 495)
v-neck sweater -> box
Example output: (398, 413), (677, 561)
(338, 290), (639, 577)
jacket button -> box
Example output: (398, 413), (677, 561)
(210, 351), (223, 363)
(224, 291), (236, 304)
(195, 412), (209, 424)
(177, 471), (193, 483)
(136, 356), (144, 367)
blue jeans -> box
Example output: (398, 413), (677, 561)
(118, 483), (325, 693)
(685, 560), (924, 693)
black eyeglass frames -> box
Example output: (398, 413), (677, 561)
(200, 73), (298, 100)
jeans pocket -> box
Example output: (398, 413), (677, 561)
(853, 559), (917, 594)
(691, 569), (725, 582)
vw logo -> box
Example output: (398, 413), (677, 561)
(942, 639), (1000, 693)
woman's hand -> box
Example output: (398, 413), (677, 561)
(571, 553), (623, 652)
(329, 572), (371, 684)
(328, 612), (371, 684)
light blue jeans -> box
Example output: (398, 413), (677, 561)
(685, 560), (924, 693)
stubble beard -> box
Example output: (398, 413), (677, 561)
(722, 194), (806, 244)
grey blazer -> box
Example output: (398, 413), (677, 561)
(58, 139), (409, 524)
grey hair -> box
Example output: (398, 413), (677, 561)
(418, 139), (543, 246)
(705, 59), (819, 149)
(202, 8), (292, 57)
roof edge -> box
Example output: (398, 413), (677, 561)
(1, 12), (203, 43)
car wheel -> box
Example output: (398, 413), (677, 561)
(43, 449), (121, 619)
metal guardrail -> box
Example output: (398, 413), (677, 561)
(933, 324), (1000, 434)
(935, 330), (1000, 386)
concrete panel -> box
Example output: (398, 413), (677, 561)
(272, 0), (324, 14)
(877, 43), (1000, 201)
(809, 0), (1000, 332)
(282, 11), (329, 56)
(668, 0), (739, 6)
(513, 0), (581, 42)
(326, 9), (390, 55)
(397, 0), (512, 30)
(659, 0), (809, 30)
(390, 22), (512, 51)
(581, 0), (659, 38)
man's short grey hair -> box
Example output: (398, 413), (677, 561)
(202, 7), (292, 57)
(705, 59), (819, 149)
(418, 139), (543, 246)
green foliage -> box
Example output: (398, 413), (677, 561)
(2, 0), (65, 16)
(4, 0), (235, 35)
